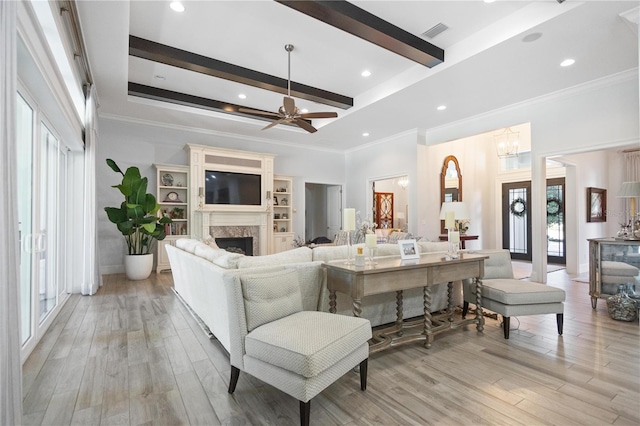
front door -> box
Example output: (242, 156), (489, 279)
(502, 179), (567, 264)
(502, 182), (531, 261)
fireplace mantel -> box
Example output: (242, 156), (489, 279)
(193, 211), (269, 256)
(187, 145), (275, 255)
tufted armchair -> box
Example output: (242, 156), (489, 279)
(224, 269), (372, 425)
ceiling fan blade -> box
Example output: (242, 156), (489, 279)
(238, 107), (280, 117)
(299, 112), (338, 119)
(283, 96), (296, 115)
(294, 118), (317, 133)
(262, 119), (286, 130)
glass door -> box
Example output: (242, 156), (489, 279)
(502, 179), (567, 264)
(546, 178), (566, 264)
(17, 89), (69, 360)
(502, 182), (531, 261)
(17, 94), (34, 347)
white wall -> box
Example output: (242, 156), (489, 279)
(560, 149), (628, 273)
(344, 130), (419, 232)
(97, 117), (346, 273)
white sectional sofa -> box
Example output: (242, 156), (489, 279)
(166, 239), (453, 353)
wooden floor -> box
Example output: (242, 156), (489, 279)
(22, 269), (640, 425)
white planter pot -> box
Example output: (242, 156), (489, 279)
(124, 253), (153, 280)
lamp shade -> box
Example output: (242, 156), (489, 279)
(617, 181), (640, 197)
(439, 201), (470, 220)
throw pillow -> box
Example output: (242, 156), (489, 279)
(387, 232), (412, 244)
(240, 269), (303, 332)
(202, 235), (220, 249)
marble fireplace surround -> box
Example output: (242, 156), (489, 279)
(193, 211), (268, 256)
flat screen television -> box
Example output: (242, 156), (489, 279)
(204, 170), (261, 206)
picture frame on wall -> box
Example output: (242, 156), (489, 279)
(587, 187), (606, 222)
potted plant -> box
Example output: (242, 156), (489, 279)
(104, 159), (172, 280)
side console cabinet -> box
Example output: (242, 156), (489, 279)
(588, 238), (640, 308)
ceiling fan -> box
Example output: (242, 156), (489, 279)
(239, 44), (337, 133)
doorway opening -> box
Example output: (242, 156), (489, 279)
(305, 183), (342, 244)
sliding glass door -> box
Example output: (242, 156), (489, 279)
(17, 90), (69, 358)
(17, 94), (34, 346)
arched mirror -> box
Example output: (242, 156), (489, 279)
(440, 155), (462, 234)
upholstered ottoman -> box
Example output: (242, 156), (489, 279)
(462, 249), (566, 339)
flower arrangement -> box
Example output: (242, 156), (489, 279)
(457, 219), (470, 234)
(355, 211), (377, 243)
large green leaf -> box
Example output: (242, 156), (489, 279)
(119, 167), (142, 197)
(104, 204), (127, 224)
(106, 158), (122, 175)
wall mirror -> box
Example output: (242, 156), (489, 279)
(440, 155), (462, 234)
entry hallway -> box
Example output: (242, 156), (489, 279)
(22, 269), (640, 425)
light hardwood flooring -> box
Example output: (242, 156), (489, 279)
(22, 269), (640, 425)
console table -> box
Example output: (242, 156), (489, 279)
(324, 253), (487, 353)
(438, 234), (478, 249)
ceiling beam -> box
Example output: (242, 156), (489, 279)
(129, 36), (353, 110)
(128, 82), (311, 126)
(275, 0), (444, 68)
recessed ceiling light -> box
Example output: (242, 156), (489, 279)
(362, 132), (369, 137)
(437, 105), (447, 111)
(238, 94), (246, 99)
(560, 58), (575, 67)
(361, 70), (371, 77)
(484, 0), (496, 3)
(170, 2), (185, 12)
(300, 108), (309, 114)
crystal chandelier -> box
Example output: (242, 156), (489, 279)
(494, 127), (520, 158)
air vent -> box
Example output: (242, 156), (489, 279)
(421, 23), (449, 39)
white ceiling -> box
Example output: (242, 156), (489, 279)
(77, 1), (639, 151)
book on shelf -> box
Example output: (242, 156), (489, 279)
(164, 222), (188, 236)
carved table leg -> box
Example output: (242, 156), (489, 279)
(329, 290), (337, 314)
(475, 278), (484, 332)
(396, 290), (404, 336)
(423, 286), (432, 348)
(447, 281), (454, 322)
(353, 298), (362, 317)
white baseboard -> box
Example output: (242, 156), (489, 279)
(100, 264), (124, 275)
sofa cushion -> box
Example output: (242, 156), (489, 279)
(237, 247), (313, 269)
(245, 311), (371, 378)
(194, 244), (228, 262)
(477, 279), (566, 305)
(601, 260), (639, 277)
(241, 269), (303, 332)
(212, 252), (244, 269)
(175, 238), (205, 254)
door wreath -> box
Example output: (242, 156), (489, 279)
(546, 198), (562, 217)
(510, 197), (526, 217)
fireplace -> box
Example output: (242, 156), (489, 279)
(216, 237), (254, 256)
